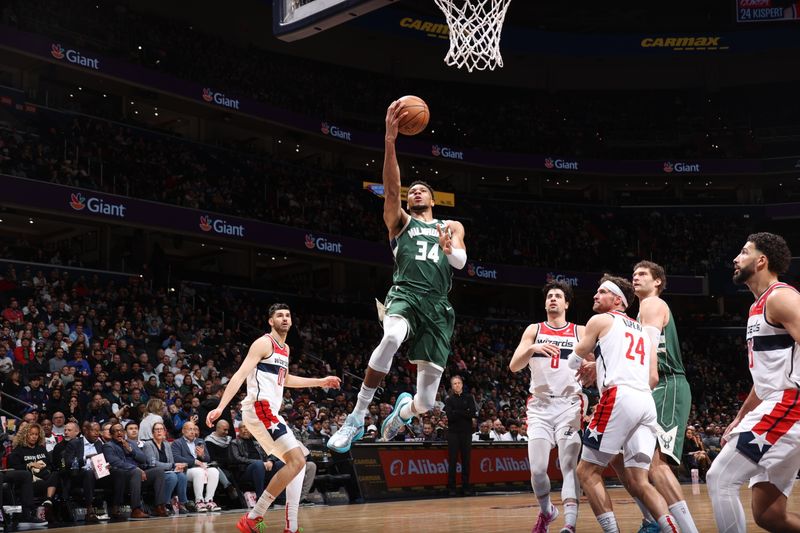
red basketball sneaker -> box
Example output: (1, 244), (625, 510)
(237, 513), (265, 533)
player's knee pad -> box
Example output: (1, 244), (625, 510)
(412, 363), (443, 414)
(368, 315), (408, 373)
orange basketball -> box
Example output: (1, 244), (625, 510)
(397, 95), (430, 136)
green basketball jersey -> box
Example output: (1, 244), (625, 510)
(639, 306), (685, 376)
(658, 308), (685, 375)
(390, 216), (452, 297)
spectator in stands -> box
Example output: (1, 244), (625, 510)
(683, 426), (711, 481)
(143, 421), (190, 515)
(0, 431), (47, 526)
(125, 421), (145, 449)
(8, 422), (59, 522)
(103, 422), (168, 519)
(49, 348), (67, 374)
(50, 412), (66, 437)
(506, 420), (527, 442)
(28, 350), (49, 378)
(702, 425), (722, 460)
(20, 374), (47, 410)
(51, 419), (78, 472)
(198, 384), (231, 438)
(171, 421), (222, 512)
(490, 419), (512, 442)
(63, 421), (102, 523)
(41, 418), (58, 452)
(139, 398), (165, 441)
(204, 419), (232, 467)
(66, 395), (84, 422)
(85, 392), (112, 424)
(230, 423), (283, 496)
(472, 421), (494, 442)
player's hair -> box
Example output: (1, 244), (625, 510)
(542, 280), (574, 304)
(408, 180), (435, 196)
(599, 274), (635, 310)
(633, 260), (667, 294)
(268, 302), (291, 317)
(748, 232), (791, 275)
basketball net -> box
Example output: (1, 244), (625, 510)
(434, 0), (512, 72)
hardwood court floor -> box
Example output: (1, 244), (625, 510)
(67, 485), (795, 532)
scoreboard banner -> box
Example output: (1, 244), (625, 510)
(737, 0), (800, 22)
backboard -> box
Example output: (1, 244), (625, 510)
(273, 0), (398, 41)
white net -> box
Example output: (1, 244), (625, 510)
(433, 0), (512, 72)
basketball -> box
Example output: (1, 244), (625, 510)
(397, 95), (430, 136)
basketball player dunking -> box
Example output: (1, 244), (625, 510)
(327, 99), (467, 453)
(708, 233), (800, 532)
(206, 303), (340, 533)
(568, 275), (679, 533)
(510, 280), (585, 533)
(607, 262), (698, 533)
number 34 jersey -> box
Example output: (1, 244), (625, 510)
(391, 217), (452, 297)
(528, 322), (582, 397)
(244, 334), (289, 414)
(595, 311), (653, 394)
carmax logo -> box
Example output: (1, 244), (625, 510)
(640, 36), (727, 51)
(199, 215), (244, 237)
(50, 43), (100, 69)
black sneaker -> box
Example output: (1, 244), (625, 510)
(184, 500), (197, 513)
(19, 516), (48, 528)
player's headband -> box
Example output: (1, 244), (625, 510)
(599, 280), (628, 309)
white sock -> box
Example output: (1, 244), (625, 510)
(353, 384), (377, 420)
(597, 511), (619, 533)
(398, 400), (415, 421)
(634, 496), (655, 523)
(668, 501), (698, 533)
(248, 490), (276, 519)
(564, 502), (578, 527)
(284, 467), (305, 532)
(537, 494), (552, 516)
(657, 514), (679, 533)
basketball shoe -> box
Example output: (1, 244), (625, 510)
(381, 392), (413, 441)
(326, 413), (365, 453)
(532, 504), (559, 533)
(237, 514), (266, 533)
(636, 521), (660, 533)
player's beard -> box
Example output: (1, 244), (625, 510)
(409, 203), (428, 214)
(732, 262), (755, 284)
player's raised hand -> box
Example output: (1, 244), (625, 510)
(385, 100), (407, 144)
(206, 407), (223, 428)
(437, 222), (453, 255)
(319, 375), (342, 389)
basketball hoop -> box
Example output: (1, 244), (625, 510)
(433, 0), (512, 72)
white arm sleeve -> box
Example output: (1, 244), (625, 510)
(644, 326), (661, 353)
(567, 351), (583, 370)
(447, 247), (467, 269)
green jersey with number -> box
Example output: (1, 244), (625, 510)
(390, 216), (452, 297)
(638, 307), (685, 376)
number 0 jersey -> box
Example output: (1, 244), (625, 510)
(244, 334), (289, 417)
(528, 322), (582, 397)
(747, 282), (800, 401)
(390, 216), (452, 297)
(595, 311), (653, 394)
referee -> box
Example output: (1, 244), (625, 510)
(443, 375), (477, 496)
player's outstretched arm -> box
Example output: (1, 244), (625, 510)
(205, 336), (272, 428)
(383, 100), (409, 238)
(284, 374), (341, 389)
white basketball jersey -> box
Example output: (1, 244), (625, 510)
(528, 321), (582, 397)
(595, 311), (652, 393)
(747, 282), (800, 401)
(245, 334), (289, 414)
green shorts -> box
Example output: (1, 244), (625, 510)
(384, 286), (455, 370)
(652, 373), (692, 464)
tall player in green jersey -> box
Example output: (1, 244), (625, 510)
(328, 99), (467, 453)
(626, 261), (698, 533)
